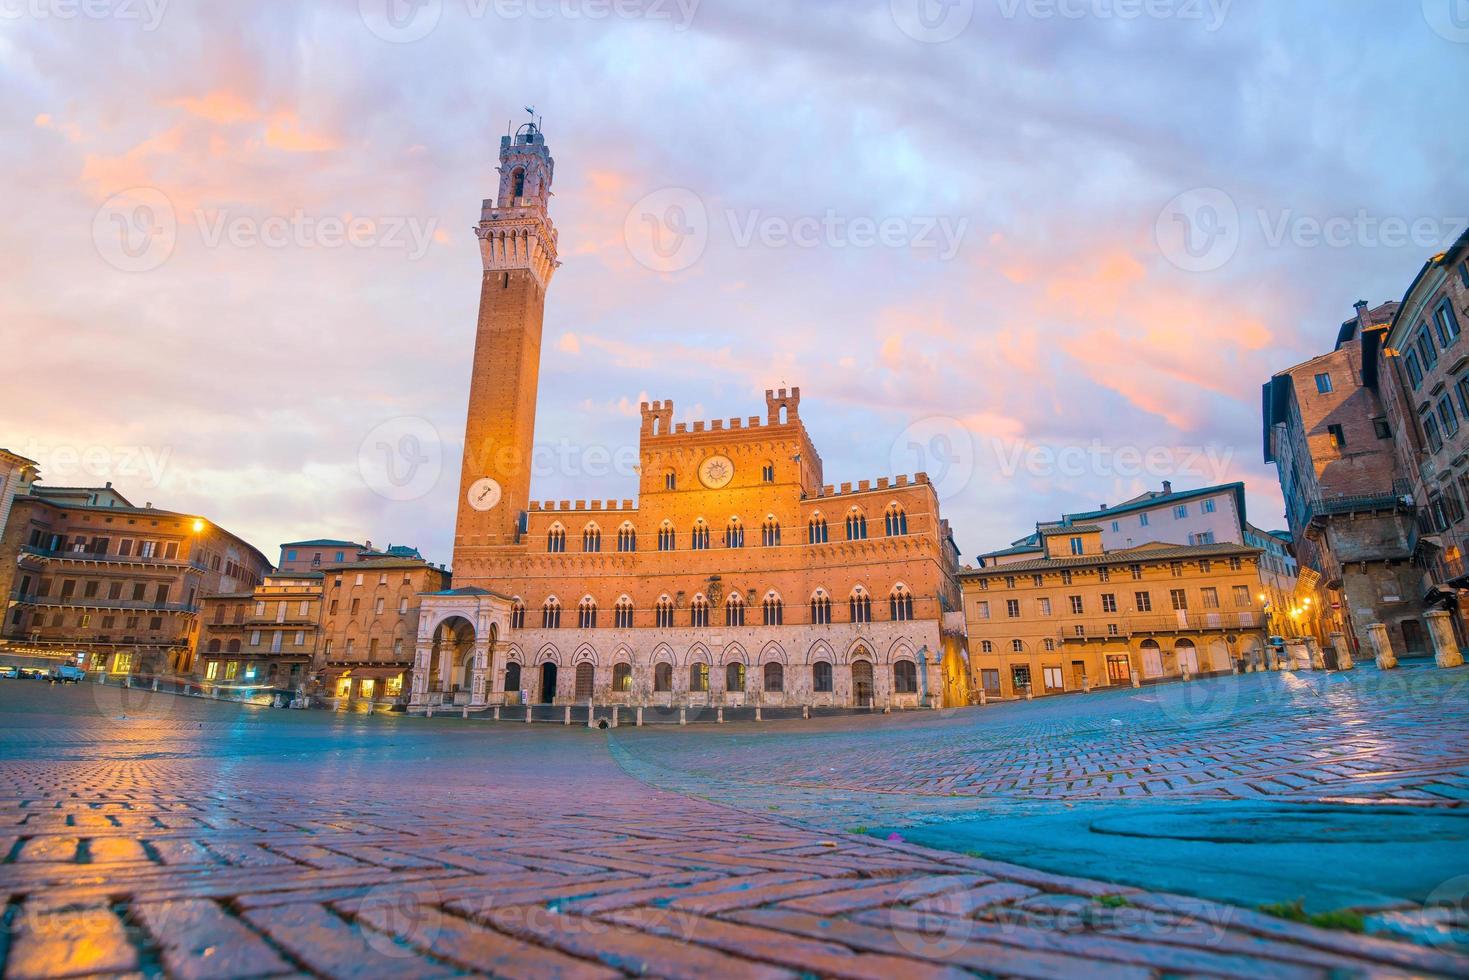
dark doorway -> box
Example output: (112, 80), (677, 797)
(574, 662), (594, 700)
(852, 659), (874, 707)
(1401, 620), (1426, 656)
(539, 662), (558, 703)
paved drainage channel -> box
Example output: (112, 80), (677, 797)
(871, 801), (1469, 947)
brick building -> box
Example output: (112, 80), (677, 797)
(0, 449), (39, 545)
(196, 570), (322, 696)
(1372, 228), (1469, 645)
(318, 557), (450, 710)
(1264, 301), (1423, 658)
(0, 483), (271, 676)
(276, 539), (424, 574)
(410, 121), (969, 713)
(961, 524), (1268, 699)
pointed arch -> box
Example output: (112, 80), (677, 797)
(534, 643), (563, 666)
(758, 640), (788, 665)
(571, 643), (598, 665)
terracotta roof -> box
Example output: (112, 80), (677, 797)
(959, 541), (1261, 576)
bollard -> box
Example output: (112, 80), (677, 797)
(755, 706), (762, 722)
(565, 705), (571, 726)
(462, 706), (468, 719)
(493, 705), (500, 721)
(636, 706), (643, 727)
(1367, 623), (1397, 670)
(152, 679), (159, 692)
(611, 706), (619, 728)
(978, 687), (987, 706)
(1130, 672), (1140, 689)
(427, 708), (433, 719)
(717, 706), (724, 724)
(1024, 688), (1033, 702)
(1427, 610), (1464, 669)
(1305, 637), (1326, 671)
(1082, 677), (1091, 693)
(588, 697), (596, 729)
(679, 706), (687, 726)
(1329, 631), (1354, 671)
(803, 704), (810, 720)
(525, 704), (532, 723)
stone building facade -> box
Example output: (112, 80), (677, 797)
(411, 121), (968, 713)
(961, 524), (1269, 700)
(1264, 301), (1421, 658)
(318, 557), (450, 710)
(196, 571), (322, 695)
(1365, 228), (1469, 660)
(0, 483), (270, 676)
(0, 449), (39, 546)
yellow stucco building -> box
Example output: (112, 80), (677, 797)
(960, 524), (1269, 699)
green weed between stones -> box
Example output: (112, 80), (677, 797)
(1259, 898), (1366, 934)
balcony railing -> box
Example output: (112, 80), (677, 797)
(19, 545), (208, 572)
(1304, 481), (1413, 523)
(13, 595), (198, 614)
(1057, 610), (1262, 641)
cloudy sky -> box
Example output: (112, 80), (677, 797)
(2, 0), (1466, 565)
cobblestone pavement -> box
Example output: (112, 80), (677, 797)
(1, 677), (1466, 978)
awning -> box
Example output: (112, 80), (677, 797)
(1424, 583), (1463, 606)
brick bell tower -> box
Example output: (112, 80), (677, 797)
(453, 119), (559, 573)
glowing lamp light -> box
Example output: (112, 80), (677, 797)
(191, 519), (205, 533)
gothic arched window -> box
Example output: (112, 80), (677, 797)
(542, 598), (562, 629)
(762, 516), (781, 547)
(762, 593), (783, 626)
(808, 514), (828, 545)
(810, 590), (832, 625)
(845, 508), (868, 541)
(726, 518), (744, 549)
(885, 504), (908, 536)
(690, 596), (710, 629)
(614, 597), (634, 629)
(656, 596), (675, 629)
(725, 593), (745, 627)
(691, 520), (711, 550)
(547, 525), (566, 554)
(658, 522), (675, 552)
(849, 588), (872, 624)
(577, 597), (597, 629)
(583, 525), (601, 553)
(889, 585), (915, 622)
(617, 523), (637, 553)
(510, 598), (526, 630)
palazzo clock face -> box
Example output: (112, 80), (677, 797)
(698, 455), (735, 490)
(467, 477), (503, 511)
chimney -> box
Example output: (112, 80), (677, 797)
(1162, 481), (1173, 496)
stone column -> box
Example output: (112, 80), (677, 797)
(1426, 610), (1464, 669)
(409, 641), (432, 706)
(1304, 636), (1326, 671)
(1284, 638), (1309, 671)
(1366, 622), (1397, 670)
(470, 639), (490, 706)
(1329, 631), (1353, 671)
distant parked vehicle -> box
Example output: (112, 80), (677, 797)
(54, 665), (85, 684)
(0, 667), (18, 679)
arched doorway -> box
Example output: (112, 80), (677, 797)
(574, 662), (594, 700)
(434, 617), (476, 696)
(1140, 640), (1163, 678)
(1175, 638), (1199, 675)
(852, 659), (874, 707)
(539, 662), (558, 704)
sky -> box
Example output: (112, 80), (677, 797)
(1, 0), (1466, 567)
